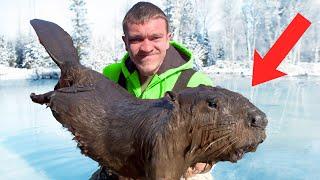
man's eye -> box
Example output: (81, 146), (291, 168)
(129, 38), (142, 43)
(151, 37), (161, 41)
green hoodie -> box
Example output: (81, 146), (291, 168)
(102, 41), (213, 99)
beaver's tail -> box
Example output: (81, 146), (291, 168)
(30, 19), (80, 69)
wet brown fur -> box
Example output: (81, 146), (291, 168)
(30, 19), (267, 179)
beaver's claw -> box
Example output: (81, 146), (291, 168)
(30, 91), (54, 105)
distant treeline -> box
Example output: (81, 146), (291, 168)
(0, 0), (319, 71)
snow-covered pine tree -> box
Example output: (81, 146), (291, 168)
(87, 37), (124, 72)
(202, 28), (214, 66)
(163, 0), (184, 41)
(164, 0), (207, 69)
(178, 0), (195, 43)
(15, 35), (27, 68)
(69, 0), (91, 63)
(197, 0), (215, 66)
(0, 36), (8, 66)
(179, 0), (209, 69)
(164, 0), (214, 68)
(6, 40), (17, 67)
(163, 0), (175, 34)
(216, 45), (225, 60)
(23, 34), (55, 69)
(0, 36), (16, 67)
(22, 37), (33, 69)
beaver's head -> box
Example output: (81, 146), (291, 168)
(169, 85), (267, 165)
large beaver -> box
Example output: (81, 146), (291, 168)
(30, 19), (268, 179)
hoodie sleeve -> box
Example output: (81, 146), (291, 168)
(187, 71), (213, 87)
(102, 63), (122, 83)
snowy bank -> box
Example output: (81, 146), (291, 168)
(0, 65), (60, 80)
(1, 60), (320, 82)
(203, 60), (320, 77)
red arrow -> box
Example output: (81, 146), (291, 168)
(252, 13), (311, 86)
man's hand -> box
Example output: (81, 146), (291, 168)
(184, 163), (212, 178)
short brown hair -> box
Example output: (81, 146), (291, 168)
(122, 2), (169, 35)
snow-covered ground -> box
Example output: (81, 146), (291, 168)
(203, 60), (320, 77)
(0, 65), (60, 80)
(1, 61), (320, 81)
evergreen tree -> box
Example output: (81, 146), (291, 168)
(0, 36), (7, 66)
(15, 36), (27, 68)
(86, 37), (121, 71)
(180, 0), (210, 69)
(14, 38), (24, 68)
(0, 36), (16, 67)
(69, 0), (91, 63)
(197, 0), (215, 66)
(216, 46), (225, 60)
(23, 35), (55, 69)
(202, 28), (214, 66)
(178, 0), (195, 42)
(163, 0), (176, 34)
(6, 41), (17, 67)
(165, 0), (319, 66)
(164, 0), (215, 68)
(163, 0), (184, 40)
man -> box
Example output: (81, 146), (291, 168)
(96, 2), (214, 179)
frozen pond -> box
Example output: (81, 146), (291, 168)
(212, 75), (320, 180)
(0, 76), (319, 179)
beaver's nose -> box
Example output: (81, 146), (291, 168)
(248, 113), (268, 129)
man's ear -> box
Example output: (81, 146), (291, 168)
(168, 32), (173, 40)
(166, 33), (172, 50)
(165, 91), (177, 102)
(122, 35), (128, 51)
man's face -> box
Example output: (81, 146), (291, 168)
(123, 18), (171, 77)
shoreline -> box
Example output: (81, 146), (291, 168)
(1, 61), (320, 81)
(0, 65), (60, 81)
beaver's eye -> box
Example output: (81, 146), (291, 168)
(207, 100), (217, 109)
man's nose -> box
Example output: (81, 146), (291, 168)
(140, 39), (153, 53)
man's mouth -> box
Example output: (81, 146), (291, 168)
(139, 53), (157, 58)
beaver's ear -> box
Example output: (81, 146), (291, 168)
(165, 91), (177, 102)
